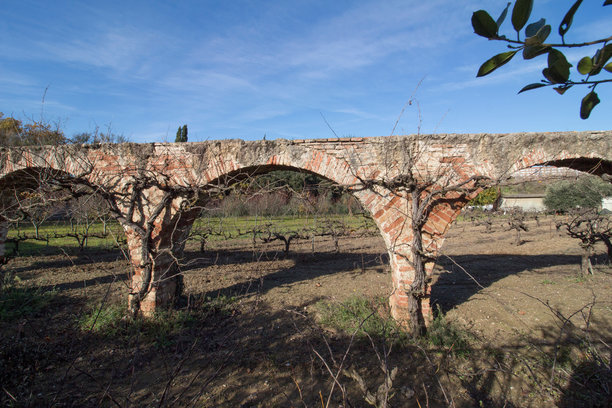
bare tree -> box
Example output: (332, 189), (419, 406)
(64, 195), (110, 251)
(557, 209), (612, 275)
(505, 208), (529, 246)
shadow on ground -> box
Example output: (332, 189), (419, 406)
(431, 253), (611, 312)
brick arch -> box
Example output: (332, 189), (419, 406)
(537, 158), (612, 178)
(186, 149), (400, 250)
(190, 148), (362, 189)
(422, 152), (612, 323)
(0, 146), (99, 180)
(0, 167), (60, 188)
(182, 152), (427, 321)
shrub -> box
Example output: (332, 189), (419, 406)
(469, 187), (499, 206)
(544, 176), (612, 212)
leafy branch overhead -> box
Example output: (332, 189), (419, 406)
(472, 0), (612, 119)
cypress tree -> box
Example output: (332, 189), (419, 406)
(181, 124), (188, 142)
(175, 124), (188, 142)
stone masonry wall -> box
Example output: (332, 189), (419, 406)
(0, 131), (609, 325)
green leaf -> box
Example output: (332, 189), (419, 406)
(580, 91), (600, 119)
(472, 10), (498, 38)
(577, 56), (593, 75)
(477, 51), (518, 77)
(518, 83), (547, 93)
(545, 49), (571, 83)
(542, 68), (557, 84)
(525, 18), (546, 37)
(512, 0), (533, 32)
(523, 44), (550, 60)
(604, 62), (612, 73)
(496, 2), (511, 27)
(590, 43), (612, 75)
(525, 24), (551, 46)
(559, 0), (584, 38)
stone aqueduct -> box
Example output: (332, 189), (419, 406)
(0, 131), (610, 324)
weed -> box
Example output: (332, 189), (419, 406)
(315, 295), (399, 338)
(425, 307), (472, 357)
(77, 295), (236, 347)
(569, 275), (588, 284)
(540, 279), (556, 285)
(563, 352), (612, 407)
(77, 302), (126, 336)
(201, 294), (237, 313)
(78, 302), (192, 346)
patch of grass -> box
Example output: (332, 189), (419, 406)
(78, 302), (196, 347)
(316, 295), (398, 338)
(78, 295), (238, 347)
(425, 307), (472, 357)
(569, 275), (588, 284)
(78, 302), (126, 335)
(540, 279), (556, 285)
(0, 274), (58, 322)
(193, 214), (377, 243)
(147, 309), (197, 348)
(199, 294), (238, 314)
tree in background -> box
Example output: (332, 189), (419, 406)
(0, 113), (65, 146)
(175, 125), (188, 142)
(1, 114), (128, 146)
(472, 0), (612, 119)
(544, 176), (612, 212)
(468, 186), (500, 206)
(207, 170), (362, 217)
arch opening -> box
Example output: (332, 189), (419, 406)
(427, 165), (611, 355)
(0, 167), (119, 259)
(541, 158), (612, 178)
(175, 164), (395, 315)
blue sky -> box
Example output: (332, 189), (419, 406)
(1, 0), (610, 143)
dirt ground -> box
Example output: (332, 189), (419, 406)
(1, 214), (611, 407)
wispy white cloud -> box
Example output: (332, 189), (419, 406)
(0, 70), (37, 88)
(163, 0), (468, 91)
(3, 0), (607, 142)
(330, 107), (386, 121)
(36, 26), (166, 74)
(160, 69), (258, 93)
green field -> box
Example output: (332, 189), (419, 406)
(5, 213), (377, 255)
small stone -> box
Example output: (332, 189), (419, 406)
(401, 386), (415, 398)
